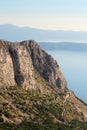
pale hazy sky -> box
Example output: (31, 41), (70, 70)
(0, 0), (87, 31)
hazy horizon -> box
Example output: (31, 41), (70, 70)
(1, 0), (87, 31)
(0, 0), (87, 102)
(2, 23), (87, 32)
(1, 24), (87, 43)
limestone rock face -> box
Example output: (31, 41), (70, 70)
(0, 41), (15, 87)
(22, 40), (67, 89)
(9, 43), (35, 90)
(0, 40), (67, 90)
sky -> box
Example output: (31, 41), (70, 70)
(0, 0), (87, 31)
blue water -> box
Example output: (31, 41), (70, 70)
(48, 50), (87, 103)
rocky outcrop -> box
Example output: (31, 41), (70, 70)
(0, 41), (15, 87)
(0, 40), (67, 91)
(22, 40), (67, 89)
(1, 40), (87, 128)
(9, 43), (35, 90)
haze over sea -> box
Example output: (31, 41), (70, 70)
(39, 42), (87, 103)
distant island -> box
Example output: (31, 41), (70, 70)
(39, 42), (87, 52)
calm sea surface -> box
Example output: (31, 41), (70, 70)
(48, 50), (87, 103)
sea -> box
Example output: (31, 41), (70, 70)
(39, 42), (87, 103)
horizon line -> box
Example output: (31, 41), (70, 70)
(1, 23), (87, 32)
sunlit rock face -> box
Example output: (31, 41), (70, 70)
(0, 41), (15, 87)
(22, 40), (67, 90)
(0, 40), (67, 91)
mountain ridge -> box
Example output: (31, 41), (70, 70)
(1, 24), (87, 42)
(0, 40), (87, 129)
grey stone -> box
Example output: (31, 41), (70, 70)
(0, 40), (67, 91)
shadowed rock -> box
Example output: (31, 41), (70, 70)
(22, 40), (67, 90)
(0, 40), (67, 91)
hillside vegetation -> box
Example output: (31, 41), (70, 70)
(0, 40), (87, 129)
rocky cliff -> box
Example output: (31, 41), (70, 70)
(0, 41), (15, 87)
(0, 40), (67, 91)
(0, 40), (87, 129)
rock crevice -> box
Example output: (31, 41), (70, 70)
(9, 46), (24, 86)
(0, 40), (67, 91)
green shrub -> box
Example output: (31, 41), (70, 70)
(4, 111), (12, 118)
(0, 117), (4, 122)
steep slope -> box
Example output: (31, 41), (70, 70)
(0, 41), (15, 87)
(0, 40), (87, 130)
(9, 43), (35, 90)
(22, 40), (67, 90)
(0, 86), (87, 130)
(0, 40), (67, 91)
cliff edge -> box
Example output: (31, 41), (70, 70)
(0, 40), (67, 91)
(0, 40), (87, 129)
